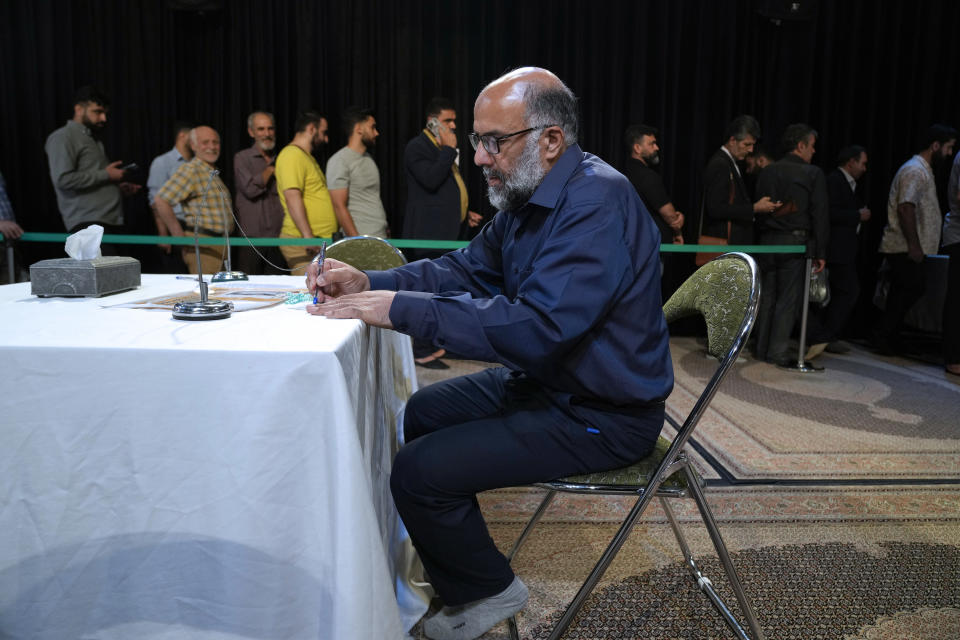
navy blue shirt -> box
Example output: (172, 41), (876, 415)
(369, 144), (673, 407)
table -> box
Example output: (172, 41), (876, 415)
(0, 275), (428, 639)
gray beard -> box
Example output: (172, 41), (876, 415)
(484, 134), (546, 211)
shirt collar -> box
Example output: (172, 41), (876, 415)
(839, 166), (857, 189)
(172, 146), (188, 162)
(191, 156), (218, 171)
(914, 154), (933, 177)
(67, 119), (92, 137)
(245, 143), (274, 159)
(720, 146), (742, 176)
(527, 144), (583, 210)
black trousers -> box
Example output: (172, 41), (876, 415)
(943, 243), (960, 365)
(755, 235), (806, 363)
(808, 261), (859, 344)
(876, 253), (927, 343)
(391, 367), (664, 605)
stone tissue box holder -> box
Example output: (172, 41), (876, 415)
(30, 256), (141, 297)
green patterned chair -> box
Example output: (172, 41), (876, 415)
(507, 252), (764, 640)
(324, 235), (406, 271)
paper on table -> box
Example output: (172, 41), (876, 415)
(105, 283), (307, 312)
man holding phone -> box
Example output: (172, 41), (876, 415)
(45, 85), (141, 244)
(403, 97), (483, 255)
(401, 97), (482, 368)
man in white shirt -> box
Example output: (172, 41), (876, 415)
(875, 124), (957, 354)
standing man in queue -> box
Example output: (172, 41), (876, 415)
(234, 111), (285, 274)
(326, 106), (390, 238)
(700, 115), (779, 248)
(45, 85), (141, 253)
(402, 96), (481, 369)
(154, 126), (235, 275)
(304, 67), (672, 640)
(275, 111), (336, 274)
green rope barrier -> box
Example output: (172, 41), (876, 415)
(2, 231), (804, 253)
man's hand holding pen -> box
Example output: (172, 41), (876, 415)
(304, 256), (395, 328)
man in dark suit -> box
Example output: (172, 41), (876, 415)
(700, 114), (780, 246)
(402, 97), (481, 258)
(806, 146), (871, 357)
(402, 97), (482, 368)
(754, 123), (830, 367)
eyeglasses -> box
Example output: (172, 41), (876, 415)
(468, 125), (556, 155)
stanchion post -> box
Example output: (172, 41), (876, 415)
(795, 257), (812, 367)
(5, 243), (13, 284)
(783, 256), (823, 373)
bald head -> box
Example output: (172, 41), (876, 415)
(478, 67), (562, 105)
(189, 125), (221, 165)
(472, 67), (578, 211)
(476, 67), (579, 147)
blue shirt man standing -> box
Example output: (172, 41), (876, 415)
(305, 67), (672, 640)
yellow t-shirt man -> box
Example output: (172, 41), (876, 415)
(275, 144), (337, 238)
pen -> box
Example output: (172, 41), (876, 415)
(312, 241), (326, 304)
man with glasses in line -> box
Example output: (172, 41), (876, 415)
(304, 67), (672, 640)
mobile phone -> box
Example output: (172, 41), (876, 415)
(426, 117), (442, 138)
(121, 162), (139, 172)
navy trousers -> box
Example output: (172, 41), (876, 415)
(808, 261), (860, 344)
(391, 367), (664, 606)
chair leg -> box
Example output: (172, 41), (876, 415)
(670, 463), (766, 640)
(506, 490), (556, 640)
(507, 613), (520, 640)
(507, 489), (556, 562)
(543, 489), (659, 640)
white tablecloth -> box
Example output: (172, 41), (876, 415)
(0, 275), (428, 639)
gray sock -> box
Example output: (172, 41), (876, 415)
(423, 576), (529, 640)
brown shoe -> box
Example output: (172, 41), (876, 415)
(825, 341), (851, 354)
(804, 342), (828, 360)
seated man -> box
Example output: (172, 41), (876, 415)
(305, 67), (673, 640)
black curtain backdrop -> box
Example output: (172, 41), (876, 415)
(3, 0), (959, 285)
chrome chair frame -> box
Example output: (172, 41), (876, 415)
(506, 252), (765, 640)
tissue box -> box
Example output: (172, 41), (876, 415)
(30, 257), (141, 297)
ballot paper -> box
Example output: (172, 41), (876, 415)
(106, 282), (306, 312)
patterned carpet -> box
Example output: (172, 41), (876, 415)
(410, 339), (960, 639)
(668, 337), (960, 481)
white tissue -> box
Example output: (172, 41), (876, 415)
(65, 225), (104, 260)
